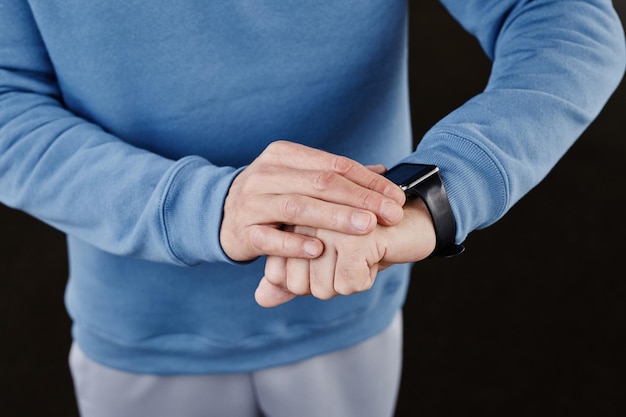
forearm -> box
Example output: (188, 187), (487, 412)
(0, 1), (240, 266)
(408, 0), (625, 242)
(378, 198), (436, 266)
(0, 94), (239, 265)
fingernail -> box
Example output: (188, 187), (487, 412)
(304, 241), (321, 257)
(382, 201), (403, 223)
(351, 212), (373, 232)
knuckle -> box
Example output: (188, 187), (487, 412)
(334, 277), (354, 296)
(250, 226), (301, 257)
(331, 155), (353, 174)
(281, 196), (303, 221)
(247, 226), (267, 252)
(328, 209), (341, 228)
(358, 189), (380, 211)
(264, 258), (286, 285)
(279, 234), (298, 254)
(312, 170), (335, 191)
(233, 170), (261, 197)
(286, 279), (308, 296)
(366, 175), (384, 192)
(263, 270), (281, 286)
(334, 267), (370, 296)
(311, 287), (335, 301)
(334, 282), (353, 296)
(265, 140), (281, 153)
(310, 275), (334, 300)
(265, 140), (290, 157)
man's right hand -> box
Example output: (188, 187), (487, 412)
(220, 141), (406, 262)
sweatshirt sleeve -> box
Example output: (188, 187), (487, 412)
(0, 0), (238, 266)
(403, 0), (625, 243)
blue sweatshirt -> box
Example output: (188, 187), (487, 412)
(1, 0), (623, 374)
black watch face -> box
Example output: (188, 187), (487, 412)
(383, 163), (437, 190)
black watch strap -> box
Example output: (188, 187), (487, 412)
(385, 163), (465, 258)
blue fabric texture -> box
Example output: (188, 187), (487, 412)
(1, 0), (624, 374)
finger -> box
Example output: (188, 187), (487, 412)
(338, 162), (406, 208)
(269, 141), (406, 204)
(245, 165), (403, 228)
(264, 255), (288, 287)
(309, 246), (339, 301)
(262, 142), (406, 215)
(255, 277), (297, 308)
(285, 257), (311, 296)
(254, 194), (378, 235)
(333, 255), (375, 296)
(292, 167), (404, 226)
(261, 141), (375, 181)
(247, 225), (323, 259)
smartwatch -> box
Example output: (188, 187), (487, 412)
(384, 163), (465, 258)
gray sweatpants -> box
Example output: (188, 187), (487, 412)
(69, 312), (403, 417)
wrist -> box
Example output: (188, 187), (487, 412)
(404, 198), (437, 261)
(381, 198), (436, 264)
(383, 163), (464, 257)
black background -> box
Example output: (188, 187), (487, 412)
(1, 1), (625, 416)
